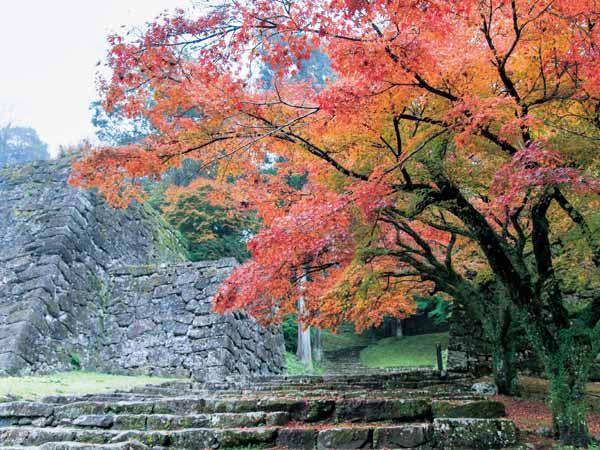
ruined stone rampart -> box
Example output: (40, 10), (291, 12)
(0, 159), (284, 378)
(91, 261), (284, 379)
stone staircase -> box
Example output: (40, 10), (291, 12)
(322, 346), (369, 374)
(0, 370), (519, 449)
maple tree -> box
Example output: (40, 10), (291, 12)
(71, 0), (600, 443)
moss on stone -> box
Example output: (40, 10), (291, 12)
(218, 428), (277, 448)
(432, 400), (506, 419)
(433, 418), (518, 449)
(317, 427), (371, 449)
(387, 399), (432, 421)
(304, 399), (335, 422)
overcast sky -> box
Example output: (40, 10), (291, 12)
(0, 0), (193, 155)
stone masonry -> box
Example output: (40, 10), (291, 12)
(93, 261), (285, 379)
(0, 158), (284, 378)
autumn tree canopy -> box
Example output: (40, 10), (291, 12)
(71, 1), (599, 441)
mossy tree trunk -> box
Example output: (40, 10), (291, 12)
(475, 284), (522, 396)
(490, 332), (520, 396)
(548, 367), (589, 446)
(487, 305), (521, 396)
(538, 327), (598, 446)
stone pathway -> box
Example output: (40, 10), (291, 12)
(322, 346), (368, 374)
(0, 370), (519, 449)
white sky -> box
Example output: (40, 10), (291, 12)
(0, 0), (193, 155)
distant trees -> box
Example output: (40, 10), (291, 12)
(0, 123), (49, 165)
(91, 99), (255, 262)
(163, 181), (256, 262)
(90, 100), (151, 146)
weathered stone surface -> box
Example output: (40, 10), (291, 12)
(0, 159), (285, 379)
(217, 427), (277, 448)
(266, 411), (290, 426)
(29, 443), (147, 450)
(317, 427), (371, 449)
(113, 415), (147, 430)
(304, 399), (336, 422)
(471, 382), (498, 396)
(0, 401), (54, 418)
(0, 372), (519, 449)
(433, 418), (518, 449)
(431, 400), (505, 419)
(335, 399), (431, 422)
(372, 424), (433, 449)
(72, 414), (114, 428)
(169, 429), (219, 449)
(277, 428), (318, 449)
(98, 262), (285, 380)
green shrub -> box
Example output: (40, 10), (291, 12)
(69, 353), (81, 370)
(284, 352), (324, 375)
(282, 315), (298, 353)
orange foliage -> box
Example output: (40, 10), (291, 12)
(71, 0), (599, 330)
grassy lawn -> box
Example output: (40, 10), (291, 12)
(0, 371), (180, 400)
(284, 352), (324, 375)
(322, 328), (370, 352)
(360, 332), (449, 368)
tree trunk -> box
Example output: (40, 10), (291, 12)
(296, 297), (313, 369)
(549, 374), (589, 446)
(313, 328), (323, 363)
(490, 306), (520, 396)
(491, 340), (520, 396)
(543, 333), (594, 446)
(396, 318), (404, 338)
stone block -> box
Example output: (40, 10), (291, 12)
(433, 418), (518, 449)
(72, 414), (114, 428)
(373, 424), (433, 449)
(335, 399), (431, 422)
(317, 427), (371, 449)
(277, 428), (317, 449)
(432, 400), (505, 419)
(0, 401), (54, 418)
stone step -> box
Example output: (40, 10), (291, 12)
(432, 418), (519, 449)
(46, 411), (290, 430)
(0, 426), (266, 448)
(198, 375), (473, 392)
(39, 394), (167, 405)
(1, 442), (147, 450)
(41, 383), (475, 399)
(205, 380), (474, 392)
(0, 398), (504, 428)
(225, 389), (479, 400)
(0, 419), (518, 449)
(247, 370), (471, 383)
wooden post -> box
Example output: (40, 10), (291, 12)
(436, 343), (443, 372)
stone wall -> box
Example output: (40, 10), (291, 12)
(0, 159), (284, 379)
(91, 261), (284, 380)
(446, 302), (600, 380)
(446, 304), (490, 375)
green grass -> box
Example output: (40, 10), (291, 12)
(360, 332), (449, 368)
(322, 329), (370, 352)
(0, 371), (180, 400)
(284, 352), (324, 375)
